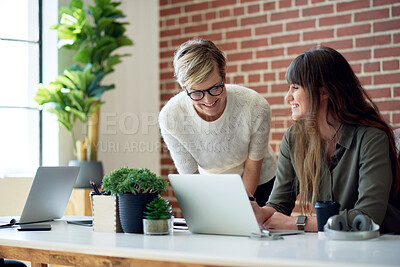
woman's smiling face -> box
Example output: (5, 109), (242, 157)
(285, 84), (309, 121)
(187, 69), (227, 121)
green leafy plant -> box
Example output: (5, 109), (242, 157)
(34, 66), (105, 158)
(52, 0), (133, 78)
(102, 167), (169, 196)
(144, 197), (173, 220)
(34, 0), (133, 161)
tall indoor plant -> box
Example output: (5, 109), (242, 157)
(34, 0), (132, 187)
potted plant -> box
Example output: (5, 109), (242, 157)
(102, 167), (169, 233)
(35, 66), (106, 187)
(143, 197), (173, 235)
(34, 0), (133, 188)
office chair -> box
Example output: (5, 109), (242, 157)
(0, 258), (27, 267)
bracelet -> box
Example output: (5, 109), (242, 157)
(248, 196), (256, 201)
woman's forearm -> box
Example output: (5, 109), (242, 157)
(242, 158), (263, 195)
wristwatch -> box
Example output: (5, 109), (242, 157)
(296, 216), (307, 231)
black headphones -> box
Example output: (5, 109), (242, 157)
(326, 214), (373, 232)
(0, 219), (16, 229)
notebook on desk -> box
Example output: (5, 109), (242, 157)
(17, 166), (80, 224)
(168, 174), (262, 236)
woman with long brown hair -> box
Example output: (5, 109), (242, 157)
(252, 46), (400, 234)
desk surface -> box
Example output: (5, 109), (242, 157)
(0, 216), (399, 267)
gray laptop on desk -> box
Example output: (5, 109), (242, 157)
(168, 174), (261, 236)
(18, 166), (80, 224)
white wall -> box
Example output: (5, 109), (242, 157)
(58, 0), (161, 175)
(0, 178), (33, 216)
(42, 0), (61, 167)
(98, 0), (160, 175)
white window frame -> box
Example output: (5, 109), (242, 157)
(0, 0), (59, 178)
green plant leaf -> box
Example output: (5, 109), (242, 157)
(65, 106), (86, 122)
(117, 36), (133, 46)
(73, 47), (92, 65)
(89, 85), (115, 99)
(56, 25), (77, 42)
(97, 17), (114, 31)
(35, 82), (64, 106)
(69, 0), (84, 9)
(47, 108), (72, 132)
(103, 55), (121, 73)
(64, 69), (95, 92)
(55, 75), (77, 90)
(34, 85), (52, 105)
(60, 13), (79, 27)
(102, 168), (169, 195)
(67, 90), (85, 111)
(144, 197), (172, 220)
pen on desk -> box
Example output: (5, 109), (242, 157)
(90, 180), (101, 195)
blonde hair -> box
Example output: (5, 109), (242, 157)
(173, 39), (226, 89)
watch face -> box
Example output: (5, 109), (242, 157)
(297, 216), (307, 225)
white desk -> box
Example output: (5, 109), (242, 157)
(0, 216), (399, 267)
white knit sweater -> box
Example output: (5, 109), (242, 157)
(159, 84), (276, 185)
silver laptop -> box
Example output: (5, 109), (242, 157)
(18, 166), (80, 224)
(168, 174), (261, 236)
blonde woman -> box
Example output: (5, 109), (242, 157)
(159, 39), (276, 206)
(252, 46), (400, 234)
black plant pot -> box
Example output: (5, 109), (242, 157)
(118, 193), (158, 233)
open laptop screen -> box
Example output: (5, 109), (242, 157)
(18, 166), (79, 224)
(169, 174), (260, 236)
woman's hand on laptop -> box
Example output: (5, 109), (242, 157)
(250, 201), (276, 229)
(262, 212), (297, 230)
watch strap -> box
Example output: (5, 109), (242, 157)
(297, 223), (305, 231)
(296, 216), (307, 231)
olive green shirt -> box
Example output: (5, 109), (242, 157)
(267, 124), (400, 234)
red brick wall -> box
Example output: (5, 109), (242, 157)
(159, 0), (400, 217)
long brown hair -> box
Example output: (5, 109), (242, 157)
(286, 46), (400, 214)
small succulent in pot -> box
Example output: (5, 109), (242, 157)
(144, 197), (173, 220)
(143, 197), (173, 235)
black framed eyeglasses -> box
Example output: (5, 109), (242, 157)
(185, 82), (225, 101)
